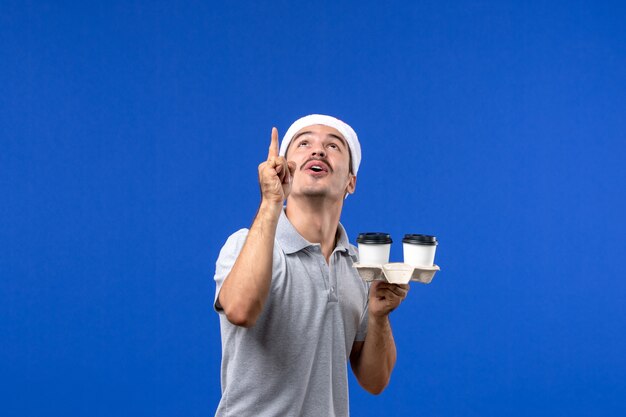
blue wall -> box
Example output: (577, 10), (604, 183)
(2, 1), (625, 415)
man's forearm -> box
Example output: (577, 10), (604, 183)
(218, 201), (282, 327)
(356, 314), (397, 394)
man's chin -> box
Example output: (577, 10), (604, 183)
(292, 187), (345, 201)
(300, 187), (328, 197)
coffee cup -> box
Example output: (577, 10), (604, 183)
(402, 234), (438, 266)
(356, 233), (392, 265)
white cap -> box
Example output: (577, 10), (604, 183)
(279, 114), (361, 176)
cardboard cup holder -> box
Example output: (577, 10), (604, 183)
(353, 262), (440, 285)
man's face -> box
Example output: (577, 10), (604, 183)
(285, 124), (356, 200)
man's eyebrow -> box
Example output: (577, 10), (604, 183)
(291, 131), (312, 142)
(327, 133), (348, 148)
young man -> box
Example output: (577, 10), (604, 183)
(213, 115), (409, 416)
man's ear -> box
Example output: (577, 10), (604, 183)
(346, 174), (357, 195)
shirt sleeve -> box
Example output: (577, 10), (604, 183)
(213, 228), (249, 313)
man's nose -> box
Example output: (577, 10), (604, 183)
(311, 146), (326, 158)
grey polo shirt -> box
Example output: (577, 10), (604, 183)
(213, 209), (369, 417)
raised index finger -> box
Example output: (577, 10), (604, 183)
(267, 127), (279, 160)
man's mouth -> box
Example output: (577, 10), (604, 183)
(303, 160), (331, 174)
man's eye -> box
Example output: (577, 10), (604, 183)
(298, 141), (308, 147)
(328, 143), (339, 149)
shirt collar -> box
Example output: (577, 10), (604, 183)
(276, 208), (357, 258)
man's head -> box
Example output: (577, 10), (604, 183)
(279, 115), (361, 200)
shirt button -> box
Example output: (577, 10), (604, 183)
(330, 286), (335, 292)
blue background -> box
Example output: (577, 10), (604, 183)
(2, 1), (625, 416)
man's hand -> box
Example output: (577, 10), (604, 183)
(219, 128), (296, 328)
(258, 127), (297, 205)
(368, 281), (410, 318)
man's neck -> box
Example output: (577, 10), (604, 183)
(285, 196), (343, 263)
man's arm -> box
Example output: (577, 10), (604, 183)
(350, 282), (409, 394)
(217, 128), (296, 328)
